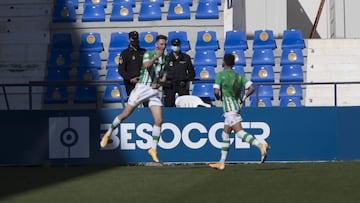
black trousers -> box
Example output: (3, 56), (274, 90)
(163, 82), (189, 107)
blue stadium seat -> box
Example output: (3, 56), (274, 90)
(279, 97), (302, 107)
(280, 65), (303, 82)
(51, 33), (74, 53)
(224, 30), (248, 51)
(52, 3), (77, 22)
(80, 32), (103, 52)
(167, 31), (190, 53)
(106, 52), (121, 69)
(84, 0), (107, 7)
(194, 66), (216, 80)
(281, 29), (305, 49)
(170, 0), (192, 6)
(44, 69), (70, 104)
(82, 4), (106, 22)
(139, 31), (158, 50)
(55, 0), (79, 9)
(167, 2), (191, 20)
(103, 68), (127, 103)
(108, 32), (129, 52)
(250, 84), (274, 100)
(77, 52), (102, 70)
(141, 0), (164, 7)
(253, 29), (276, 50)
(249, 97), (272, 107)
(110, 3), (134, 21)
(193, 50), (217, 67)
(138, 2), (162, 21)
(191, 82), (215, 102)
(199, 0), (221, 5)
(232, 66), (245, 75)
(195, 30), (219, 51)
(251, 49), (275, 66)
(224, 49), (246, 66)
(251, 65), (275, 83)
(113, 0), (136, 7)
(74, 68), (100, 103)
(195, 1), (219, 19)
(48, 51), (72, 70)
(279, 84), (303, 99)
(280, 48), (304, 65)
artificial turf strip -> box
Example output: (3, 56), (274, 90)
(1, 162), (359, 203)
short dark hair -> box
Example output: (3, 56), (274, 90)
(156, 34), (168, 42)
(224, 54), (235, 66)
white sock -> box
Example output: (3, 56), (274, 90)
(106, 117), (121, 137)
(220, 132), (230, 163)
(151, 125), (161, 150)
(236, 130), (261, 149)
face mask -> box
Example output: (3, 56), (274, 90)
(171, 45), (180, 52)
(130, 39), (139, 49)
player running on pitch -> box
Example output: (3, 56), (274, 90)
(209, 54), (269, 170)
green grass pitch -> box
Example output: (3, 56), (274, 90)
(1, 161), (359, 203)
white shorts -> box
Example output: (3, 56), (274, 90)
(127, 84), (163, 107)
(224, 111), (243, 127)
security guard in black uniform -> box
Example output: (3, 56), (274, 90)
(118, 31), (148, 106)
(163, 38), (195, 107)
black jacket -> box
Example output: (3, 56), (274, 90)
(118, 46), (146, 81)
(165, 52), (195, 82)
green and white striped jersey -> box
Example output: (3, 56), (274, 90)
(138, 50), (166, 86)
(214, 69), (250, 112)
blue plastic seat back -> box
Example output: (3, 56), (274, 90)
(224, 49), (246, 66)
(110, 3), (134, 21)
(113, 0), (136, 7)
(232, 66), (245, 76)
(55, 0), (79, 8)
(281, 29), (305, 49)
(250, 84), (274, 100)
(74, 68), (100, 103)
(82, 4), (106, 22)
(250, 97), (272, 107)
(195, 1), (219, 19)
(279, 85), (303, 99)
(170, 0), (192, 6)
(48, 51), (72, 70)
(140, 31), (158, 50)
(84, 0), (107, 7)
(280, 65), (303, 82)
(138, 2), (162, 21)
(108, 32), (129, 52)
(191, 82), (215, 101)
(199, 0), (221, 5)
(253, 29), (276, 50)
(251, 49), (275, 66)
(45, 87), (69, 104)
(52, 3), (77, 22)
(251, 65), (274, 83)
(279, 97), (302, 107)
(141, 0), (164, 7)
(167, 2), (191, 20)
(224, 30), (248, 51)
(195, 30), (219, 51)
(106, 52), (121, 69)
(47, 69), (70, 81)
(280, 48), (304, 65)
(106, 68), (123, 81)
(78, 52), (102, 69)
(80, 32), (103, 52)
(167, 31), (190, 53)
(193, 50), (217, 67)
(194, 66), (216, 80)
(76, 68), (100, 81)
(103, 85), (128, 103)
(51, 33), (74, 53)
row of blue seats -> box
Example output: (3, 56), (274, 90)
(53, 0), (221, 22)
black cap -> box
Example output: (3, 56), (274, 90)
(129, 31), (139, 40)
(171, 38), (181, 46)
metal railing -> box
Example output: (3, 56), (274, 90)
(1, 80), (125, 110)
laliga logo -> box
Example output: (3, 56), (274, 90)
(100, 122), (270, 150)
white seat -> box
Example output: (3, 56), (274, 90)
(175, 95), (211, 108)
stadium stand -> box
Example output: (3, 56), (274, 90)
(51, 33), (74, 53)
(170, 0), (193, 6)
(195, 30), (220, 51)
(193, 50), (217, 67)
(195, 1), (219, 19)
(55, 0), (79, 9)
(44, 69), (70, 104)
(103, 68), (127, 103)
(232, 65), (245, 76)
(194, 66), (216, 80)
(47, 51), (72, 70)
(113, 0), (136, 7)
(167, 31), (191, 53)
(279, 84), (303, 99)
(77, 52), (102, 70)
(52, 2), (77, 22)
(281, 29), (305, 49)
(249, 97), (272, 107)
(108, 32), (129, 53)
(280, 48), (304, 65)
(224, 30), (248, 51)
(224, 49), (246, 66)
(191, 83), (215, 102)
(84, 0), (107, 8)
(139, 31), (158, 50)
(106, 52), (121, 69)
(251, 65), (275, 83)
(79, 32), (104, 52)
(138, 2), (162, 21)
(141, 0), (164, 7)
(279, 97), (302, 107)
(251, 49), (275, 66)
(74, 68), (100, 103)
(279, 65), (304, 82)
